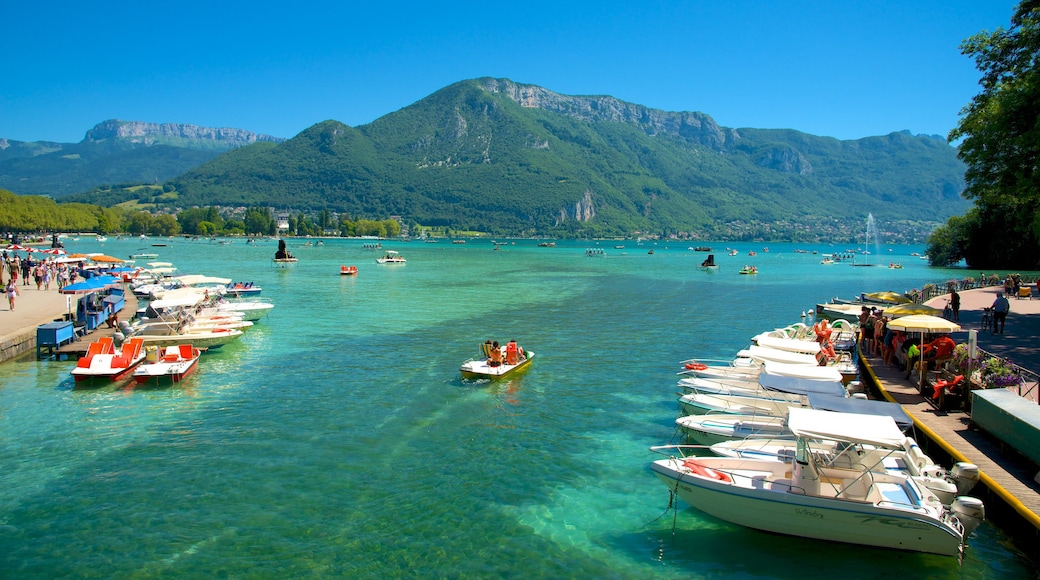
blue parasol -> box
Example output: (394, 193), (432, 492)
(59, 275), (121, 294)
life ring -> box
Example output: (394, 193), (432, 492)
(685, 362), (708, 371)
(682, 459), (732, 483)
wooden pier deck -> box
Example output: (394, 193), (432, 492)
(49, 292), (140, 360)
(859, 349), (1040, 555)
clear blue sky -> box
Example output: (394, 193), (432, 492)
(1, 0), (1019, 143)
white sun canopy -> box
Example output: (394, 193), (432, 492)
(787, 407), (906, 449)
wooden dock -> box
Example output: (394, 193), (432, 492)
(48, 292), (140, 360)
(859, 349), (1040, 557)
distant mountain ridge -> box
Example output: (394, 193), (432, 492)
(149, 78), (965, 240)
(0, 120), (284, 196)
(11, 78), (967, 240)
(83, 119), (284, 149)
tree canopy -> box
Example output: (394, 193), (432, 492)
(931, 1), (1040, 268)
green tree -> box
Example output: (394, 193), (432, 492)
(947, 0), (1040, 267)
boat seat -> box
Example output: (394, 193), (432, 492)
(178, 344), (194, 359)
(164, 350), (180, 362)
(97, 336), (115, 354)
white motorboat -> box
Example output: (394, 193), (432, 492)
(124, 323), (244, 349)
(679, 372), (848, 400)
(761, 361), (844, 382)
(213, 298), (274, 321)
(651, 407), (985, 557)
(678, 376), (809, 402)
(709, 436), (979, 506)
(675, 414), (790, 445)
(738, 345), (820, 366)
(752, 335), (821, 355)
(679, 392), (800, 417)
(377, 250), (406, 264)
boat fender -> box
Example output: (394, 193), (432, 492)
(682, 459), (732, 483)
(685, 362), (708, 371)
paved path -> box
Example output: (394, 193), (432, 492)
(924, 286), (1040, 402)
(0, 283), (77, 340)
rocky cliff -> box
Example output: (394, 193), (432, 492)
(478, 77), (739, 151)
(84, 120), (284, 150)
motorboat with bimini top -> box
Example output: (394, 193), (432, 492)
(650, 407), (985, 557)
(377, 250), (406, 264)
(70, 337), (147, 383)
(133, 344), (202, 385)
(709, 432), (980, 506)
(460, 340), (534, 380)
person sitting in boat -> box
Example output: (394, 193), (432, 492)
(487, 341), (503, 367)
(506, 339), (519, 365)
(275, 239), (295, 260)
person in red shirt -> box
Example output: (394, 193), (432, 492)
(922, 334), (956, 371)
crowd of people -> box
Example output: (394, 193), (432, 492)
(2, 250), (85, 311)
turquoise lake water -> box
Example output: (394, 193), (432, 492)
(0, 237), (1034, 578)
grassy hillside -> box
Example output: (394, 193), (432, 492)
(69, 79), (969, 239)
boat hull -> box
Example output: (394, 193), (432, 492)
(133, 358), (200, 385)
(650, 460), (962, 556)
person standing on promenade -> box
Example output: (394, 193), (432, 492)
(992, 292), (1010, 334)
(950, 290), (960, 321)
(5, 280), (18, 311)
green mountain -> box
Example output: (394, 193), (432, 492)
(72, 78), (967, 239)
(0, 120), (284, 196)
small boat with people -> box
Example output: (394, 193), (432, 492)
(460, 340), (534, 380)
(585, 248), (605, 257)
(132, 344), (202, 385)
(700, 254), (718, 270)
(340, 265), (358, 275)
(739, 265), (758, 275)
(377, 250), (406, 264)
(273, 239), (297, 266)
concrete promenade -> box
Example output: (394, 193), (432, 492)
(861, 286), (1040, 559)
(0, 282), (136, 363)
(923, 285), (1040, 389)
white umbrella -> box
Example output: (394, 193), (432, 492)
(887, 315), (961, 388)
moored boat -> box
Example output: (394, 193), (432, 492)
(133, 344), (202, 385)
(70, 337), (147, 383)
(651, 408), (984, 556)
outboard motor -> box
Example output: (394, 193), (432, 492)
(845, 381), (864, 395)
(951, 496), (985, 536)
(914, 475), (957, 506)
(950, 463), (981, 495)
(112, 331), (125, 346)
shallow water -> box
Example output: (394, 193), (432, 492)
(0, 237), (1033, 578)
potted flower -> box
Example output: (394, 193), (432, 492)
(951, 343), (982, 377)
(977, 355), (1024, 389)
